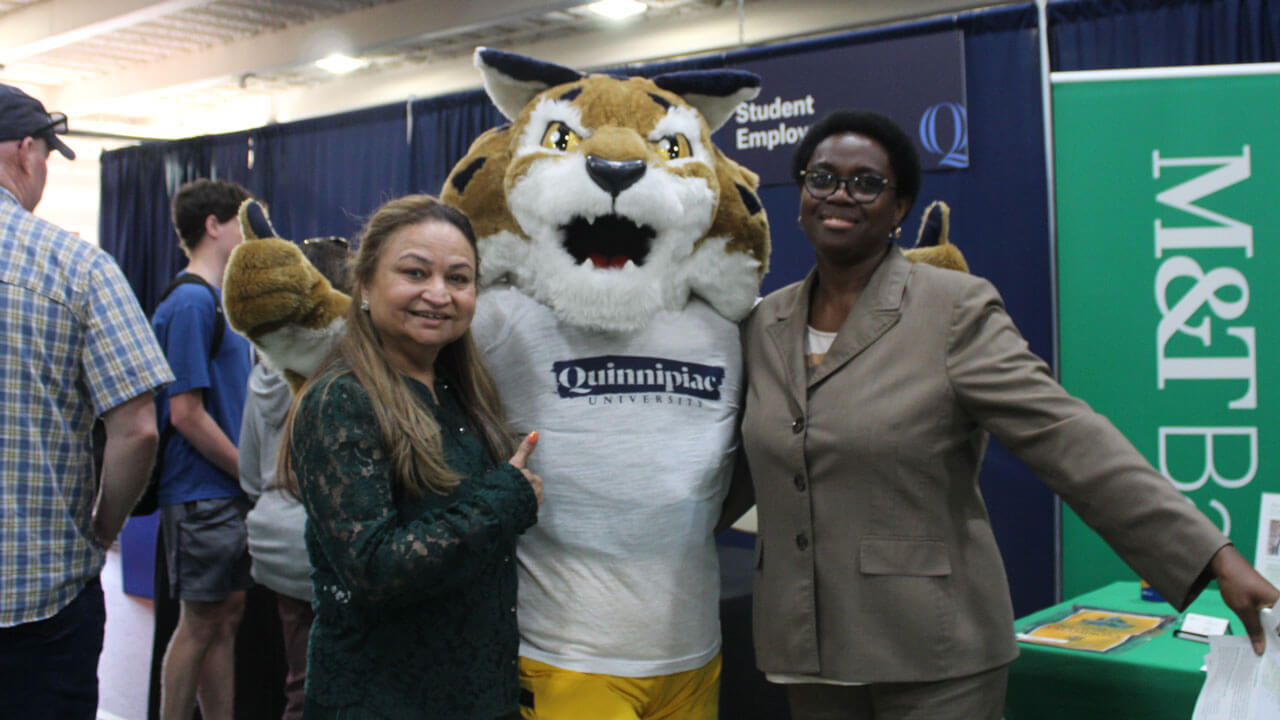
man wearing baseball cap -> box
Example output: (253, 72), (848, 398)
(0, 83), (76, 210)
(0, 83), (77, 157)
(0, 83), (174, 718)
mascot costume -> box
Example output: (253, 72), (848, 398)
(222, 47), (963, 718)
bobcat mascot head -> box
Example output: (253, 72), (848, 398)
(441, 48), (770, 332)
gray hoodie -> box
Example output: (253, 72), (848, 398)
(239, 362), (312, 602)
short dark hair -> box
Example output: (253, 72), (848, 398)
(171, 179), (251, 252)
(791, 110), (920, 214)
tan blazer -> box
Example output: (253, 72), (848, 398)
(739, 248), (1228, 683)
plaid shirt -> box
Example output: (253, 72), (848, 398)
(0, 186), (173, 626)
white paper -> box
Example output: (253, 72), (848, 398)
(1255, 494), (1280, 588)
(1182, 613), (1232, 638)
(1191, 608), (1280, 720)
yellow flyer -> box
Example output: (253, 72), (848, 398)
(1016, 606), (1173, 653)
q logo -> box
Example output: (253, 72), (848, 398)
(919, 103), (969, 168)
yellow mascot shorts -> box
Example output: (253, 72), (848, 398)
(518, 654), (721, 720)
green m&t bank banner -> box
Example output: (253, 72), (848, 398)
(1054, 65), (1280, 598)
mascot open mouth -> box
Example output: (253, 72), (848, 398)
(561, 214), (655, 269)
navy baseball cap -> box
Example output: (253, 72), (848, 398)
(0, 84), (76, 160)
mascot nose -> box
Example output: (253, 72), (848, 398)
(586, 156), (646, 198)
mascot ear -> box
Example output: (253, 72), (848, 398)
(239, 199), (278, 241)
(904, 200), (969, 273)
(914, 199), (948, 249)
(651, 70), (761, 131)
(476, 47), (584, 121)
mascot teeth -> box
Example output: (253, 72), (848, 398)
(561, 214), (655, 269)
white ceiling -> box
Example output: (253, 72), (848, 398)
(0, 0), (1013, 140)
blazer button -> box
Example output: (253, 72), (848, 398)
(791, 417), (805, 434)
(795, 533), (809, 550)
(793, 474), (806, 492)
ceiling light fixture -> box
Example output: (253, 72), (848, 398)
(315, 53), (368, 75)
(586, 0), (647, 20)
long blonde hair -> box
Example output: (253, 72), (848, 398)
(282, 195), (514, 500)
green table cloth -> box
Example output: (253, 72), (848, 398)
(1005, 580), (1240, 720)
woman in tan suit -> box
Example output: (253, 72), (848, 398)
(734, 110), (1277, 720)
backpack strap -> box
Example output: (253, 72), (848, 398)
(158, 273), (225, 359)
(133, 273), (229, 517)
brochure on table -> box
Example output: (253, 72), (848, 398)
(1016, 606), (1173, 653)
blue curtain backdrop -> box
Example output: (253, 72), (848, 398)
(253, 104), (411, 242)
(409, 93), (507, 199)
(1049, 0), (1280, 70)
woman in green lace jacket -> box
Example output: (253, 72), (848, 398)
(281, 195), (543, 719)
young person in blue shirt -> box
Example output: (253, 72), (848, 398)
(152, 179), (255, 720)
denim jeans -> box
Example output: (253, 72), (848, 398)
(0, 576), (106, 720)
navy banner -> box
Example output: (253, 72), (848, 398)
(716, 30), (968, 185)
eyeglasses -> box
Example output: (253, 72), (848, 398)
(800, 169), (894, 203)
(0, 112), (68, 145)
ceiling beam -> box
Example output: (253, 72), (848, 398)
(0, 0), (209, 63)
(45, 0), (582, 111)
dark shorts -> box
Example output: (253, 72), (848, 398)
(0, 577), (105, 720)
(161, 496), (254, 602)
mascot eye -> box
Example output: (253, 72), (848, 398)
(541, 122), (582, 152)
(656, 134), (691, 160)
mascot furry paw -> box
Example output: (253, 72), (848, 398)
(223, 199), (347, 389)
(221, 46), (968, 710)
